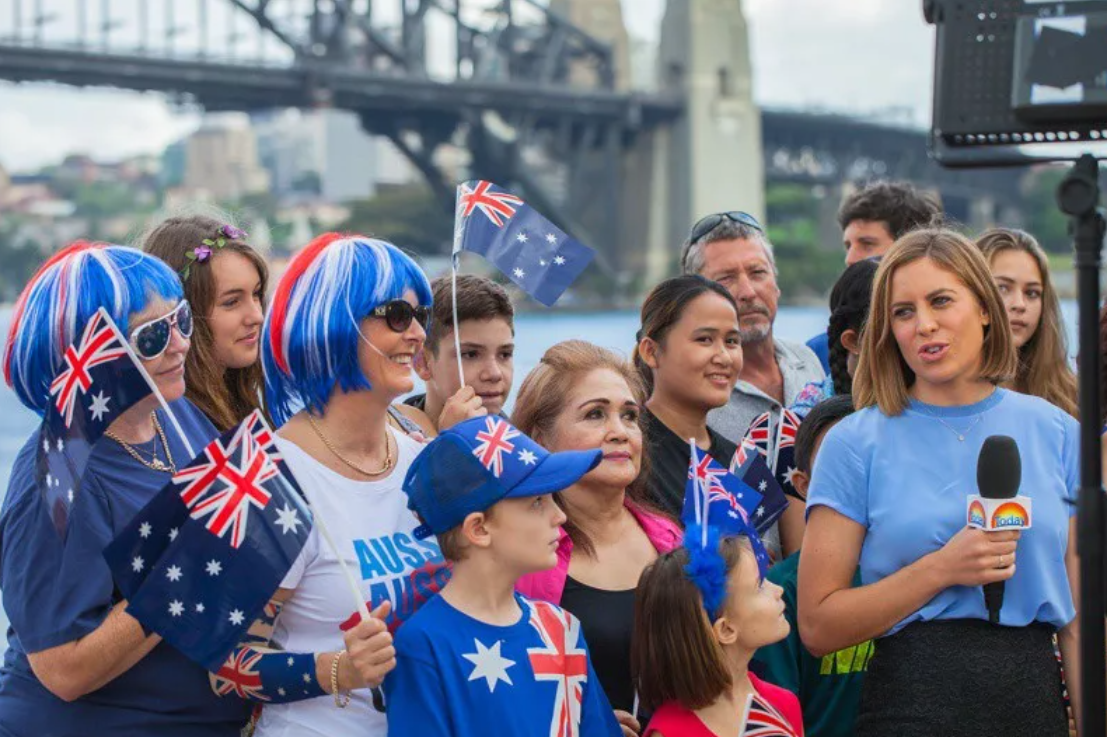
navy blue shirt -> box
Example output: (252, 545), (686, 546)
(0, 399), (251, 737)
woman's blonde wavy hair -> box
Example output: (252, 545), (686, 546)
(853, 228), (1018, 416)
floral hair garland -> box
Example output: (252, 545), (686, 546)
(180, 224), (248, 281)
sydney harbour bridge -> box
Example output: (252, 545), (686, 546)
(0, 0), (1020, 280)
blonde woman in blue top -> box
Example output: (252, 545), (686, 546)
(798, 229), (1080, 737)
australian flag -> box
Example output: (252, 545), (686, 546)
(682, 445), (771, 578)
(104, 410), (313, 671)
(731, 435), (790, 535)
(452, 180), (595, 307)
(37, 307), (153, 535)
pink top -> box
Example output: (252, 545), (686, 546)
(515, 500), (682, 603)
(644, 673), (804, 737)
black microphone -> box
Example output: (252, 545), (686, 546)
(976, 435), (1022, 625)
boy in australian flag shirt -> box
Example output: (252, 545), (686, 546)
(385, 416), (622, 736)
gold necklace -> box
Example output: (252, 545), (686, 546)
(307, 414), (393, 477)
(105, 413), (177, 473)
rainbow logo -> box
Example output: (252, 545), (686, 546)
(991, 502), (1029, 529)
(968, 500), (986, 528)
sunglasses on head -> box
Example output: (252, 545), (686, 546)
(689, 211), (764, 245)
(370, 300), (430, 333)
(129, 300), (194, 361)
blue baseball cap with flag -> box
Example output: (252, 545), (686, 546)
(403, 416), (602, 540)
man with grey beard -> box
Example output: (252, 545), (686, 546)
(680, 212), (825, 442)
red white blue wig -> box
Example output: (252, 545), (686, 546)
(3, 241), (183, 415)
(262, 233), (432, 426)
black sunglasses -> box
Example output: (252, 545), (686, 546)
(689, 211), (764, 245)
(129, 300), (194, 360)
(371, 300), (430, 333)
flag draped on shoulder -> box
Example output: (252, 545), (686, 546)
(104, 410), (313, 671)
(452, 180), (595, 307)
(37, 307), (154, 535)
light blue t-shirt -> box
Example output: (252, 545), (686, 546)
(807, 388), (1077, 635)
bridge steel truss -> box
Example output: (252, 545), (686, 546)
(0, 0), (682, 269)
(1, 0), (1027, 266)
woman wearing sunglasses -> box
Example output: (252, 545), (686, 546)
(142, 214), (269, 432)
(0, 242), (251, 736)
(221, 232), (447, 737)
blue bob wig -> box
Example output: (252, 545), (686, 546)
(262, 233), (432, 426)
(3, 241), (183, 415)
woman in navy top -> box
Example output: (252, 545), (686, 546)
(0, 242), (250, 736)
(798, 229), (1080, 737)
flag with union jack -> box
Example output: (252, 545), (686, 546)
(36, 307), (154, 535)
(104, 410), (313, 671)
(684, 446), (762, 528)
(732, 421), (793, 536)
(743, 408), (803, 495)
(452, 180), (595, 306)
(683, 445), (771, 579)
(744, 692), (803, 736)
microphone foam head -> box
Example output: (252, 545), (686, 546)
(977, 435), (1021, 500)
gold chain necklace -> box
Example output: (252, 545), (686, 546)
(105, 413), (177, 473)
(307, 414), (393, 477)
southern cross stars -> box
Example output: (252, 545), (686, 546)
(166, 565), (183, 582)
(518, 449), (537, 466)
(553, 255), (566, 266)
(168, 600), (184, 617)
(513, 268), (525, 279)
(206, 559), (223, 576)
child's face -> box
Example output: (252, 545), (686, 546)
(484, 494), (567, 574)
(421, 318), (515, 415)
(718, 546), (789, 651)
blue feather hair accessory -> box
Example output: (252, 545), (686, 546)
(683, 523), (730, 618)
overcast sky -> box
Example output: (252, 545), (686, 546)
(0, 0), (935, 172)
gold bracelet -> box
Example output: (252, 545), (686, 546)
(331, 650), (351, 708)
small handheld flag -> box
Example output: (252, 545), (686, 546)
(104, 410), (313, 671)
(452, 180), (595, 308)
(36, 308), (155, 535)
(730, 436), (790, 535)
(680, 443), (772, 616)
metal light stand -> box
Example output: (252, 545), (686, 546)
(1060, 153), (1107, 737)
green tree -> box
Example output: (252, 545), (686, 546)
(1022, 166), (1071, 253)
(338, 186), (453, 255)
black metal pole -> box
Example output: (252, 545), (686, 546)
(1059, 153), (1107, 737)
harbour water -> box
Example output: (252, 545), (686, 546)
(0, 300), (1083, 648)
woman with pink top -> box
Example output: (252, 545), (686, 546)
(513, 340), (681, 734)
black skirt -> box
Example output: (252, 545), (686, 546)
(856, 619), (1069, 737)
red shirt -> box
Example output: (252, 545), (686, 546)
(644, 672), (804, 737)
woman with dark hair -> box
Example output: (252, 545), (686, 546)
(792, 259), (879, 417)
(142, 214), (268, 431)
(977, 228), (1077, 417)
(0, 242), (251, 735)
(633, 275), (743, 520)
(799, 229), (1080, 736)
(513, 340), (681, 729)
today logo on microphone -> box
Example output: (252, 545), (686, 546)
(966, 495), (1033, 531)
(968, 500), (986, 528)
(991, 501), (1030, 529)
